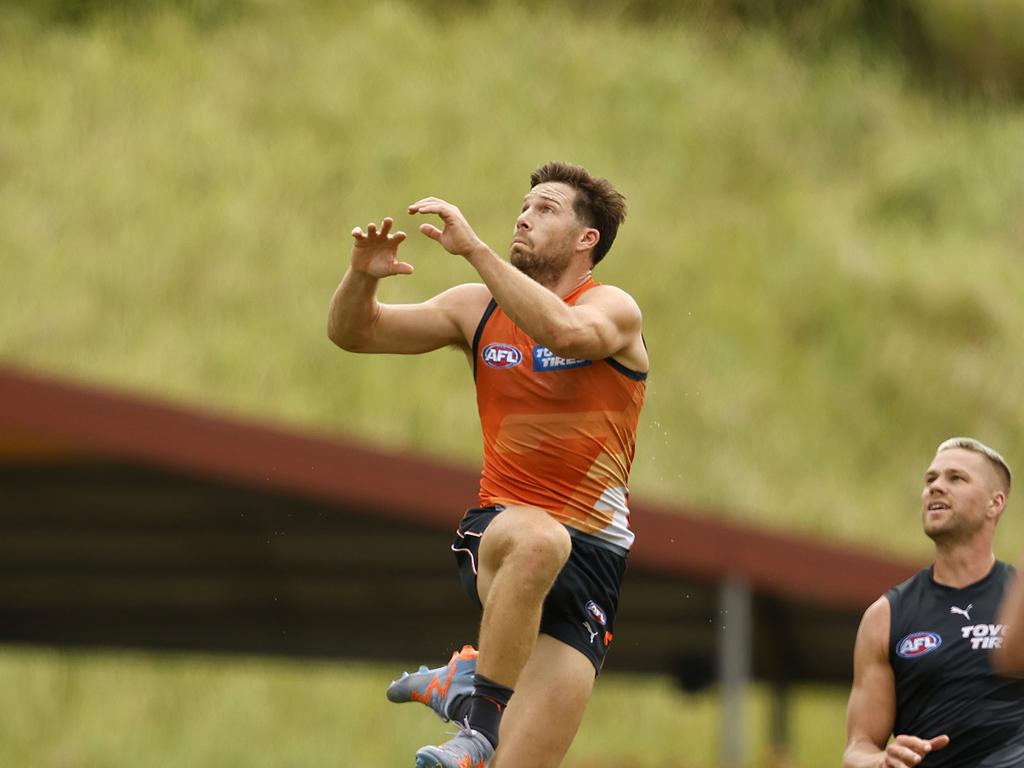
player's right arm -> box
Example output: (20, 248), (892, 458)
(843, 597), (950, 768)
(327, 217), (489, 354)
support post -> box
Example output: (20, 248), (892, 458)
(718, 578), (752, 768)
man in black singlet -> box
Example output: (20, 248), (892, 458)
(844, 437), (1024, 768)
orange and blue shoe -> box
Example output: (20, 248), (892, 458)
(386, 645), (478, 722)
(414, 719), (494, 768)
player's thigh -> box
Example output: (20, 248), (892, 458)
(492, 633), (596, 768)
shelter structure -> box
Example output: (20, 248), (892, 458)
(0, 364), (919, 764)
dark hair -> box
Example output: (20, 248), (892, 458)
(530, 161), (626, 265)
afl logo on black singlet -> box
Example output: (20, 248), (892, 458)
(897, 631), (942, 658)
(482, 343), (523, 369)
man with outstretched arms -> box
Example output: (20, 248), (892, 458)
(328, 162), (647, 768)
(843, 438), (1024, 768)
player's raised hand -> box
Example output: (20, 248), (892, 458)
(350, 217), (413, 278)
(408, 197), (486, 258)
(884, 734), (949, 766)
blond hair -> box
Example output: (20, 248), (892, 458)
(937, 437), (1012, 495)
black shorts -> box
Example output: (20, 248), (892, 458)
(451, 505), (628, 675)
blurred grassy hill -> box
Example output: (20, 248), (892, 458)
(2, 0), (1023, 565)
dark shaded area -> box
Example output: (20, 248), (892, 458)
(1, 459), (860, 685)
(714, 0), (1023, 102)
(0, 462), (476, 662)
(7, 0), (1020, 100)
(0, 0), (248, 26)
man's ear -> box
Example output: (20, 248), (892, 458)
(990, 490), (1007, 522)
(578, 228), (599, 251)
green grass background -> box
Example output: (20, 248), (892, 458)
(0, 647), (846, 767)
(1, 1), (1023, 764)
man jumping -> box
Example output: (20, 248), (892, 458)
(328, 161), (647, 767)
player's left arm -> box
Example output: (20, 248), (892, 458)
(408, 196), (645, 364)
(472, 255), (644, 363)
(547, 284), (645, 361)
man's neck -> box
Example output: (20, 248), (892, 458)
(542, 267), (593, 298)
(932, 540), (996, 588)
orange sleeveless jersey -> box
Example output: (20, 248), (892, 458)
(472, 279), (647, 552)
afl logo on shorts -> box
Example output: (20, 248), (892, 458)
(586, 600), (607, 626)
(897, 631), (942, 658)
(481, 343), (522, 369)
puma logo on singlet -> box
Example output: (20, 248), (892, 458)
(950, 604), (973, 621)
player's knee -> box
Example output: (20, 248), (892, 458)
(480, 508), (571, 584)
(511, 521), (571, 578)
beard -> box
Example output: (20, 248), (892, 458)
(923, 508), (984, 547)
(509, 241), (573, 285)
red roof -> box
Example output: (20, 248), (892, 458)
(0, 363), (917, 611)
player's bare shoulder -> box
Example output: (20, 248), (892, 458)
(856, 596), (892, 659)
(576, 283), (647, 371)
(862, 596), (891, 629)
(433, 282), (493, 346)
(577, 283), (643, 320)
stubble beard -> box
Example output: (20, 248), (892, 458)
(923, 506), (983, 548)
(509, 242), (573, 286)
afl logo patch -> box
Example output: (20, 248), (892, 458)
(897, 631), (942, 658)
(585, 600), (607, 626)
(481, 343), (522, 369)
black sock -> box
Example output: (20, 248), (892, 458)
(447, 692), (471, 724)
(464, 673), (514, 748)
